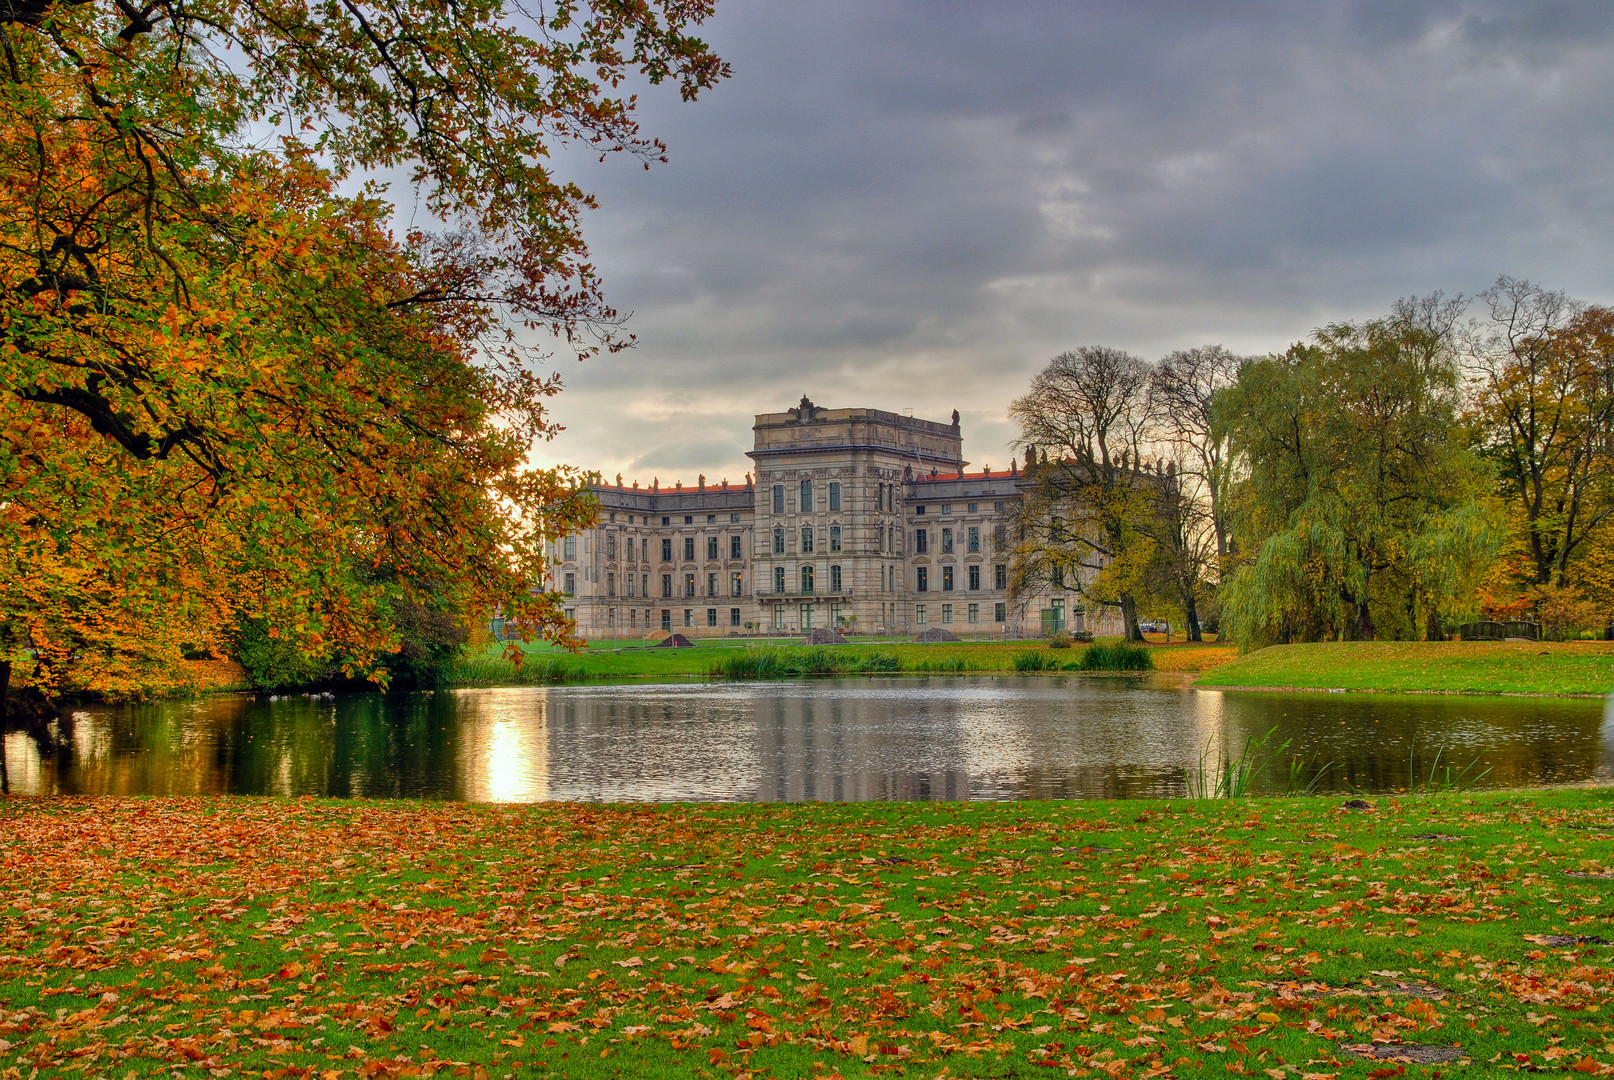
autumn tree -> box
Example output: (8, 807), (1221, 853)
(1464, 277), (1614, 595)
(1149, 345), (1245, 563)
(0, 0), (728, 706)
(1219, 297), (1499, 643)
(1009, 347), (1157, 642)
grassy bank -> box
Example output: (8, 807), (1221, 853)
(5, 790), (1614, 1078)
(1197, 640), (1614, 696)
(448, 639), (1236, 685)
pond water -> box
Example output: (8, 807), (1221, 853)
(5, 676), (1611, 802)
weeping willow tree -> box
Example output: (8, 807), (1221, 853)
(1219, 296), (1501, 644)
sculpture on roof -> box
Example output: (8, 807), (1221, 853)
(615, 472), (622, 488)
(951, 409), (960, 427)
(698, 473), (705, 490)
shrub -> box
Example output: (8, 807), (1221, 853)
(1047, 630), (1073, 649)
(1012, 650), (1061, 672)
(1077, 641), (1155, 671)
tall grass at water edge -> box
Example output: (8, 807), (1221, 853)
(445, 654), (587, 685)
(1013, 641), (1156, 672)
(709, 647), (901, 678)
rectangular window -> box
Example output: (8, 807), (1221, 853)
(801, 525), (814, 553)
(626, 574), (635, 598)
(993, 524), (1007, 550)
(801, 604), (813, 629)
(995, 564), (1007, 590)
(1053, 566), (1065, 590)
(941, 527), (954, 554)
(661, 538), (672, 562)
(563, 572), (575, 595)
(564, 607), (575, 623)
(731, 571), (743, 596)
(800, 479), (813, 513)
(685, 515), (693, 525)
(606, 533), (616, 559)
(942, 503), (952, 515)
(942, 603), (953, 624)
(685, 573), (696, 597)
(607, 572), (615, 597)
(968, 565), (980, 591)
(995, 601), (1006, 623)
(662, 516), (670, 526)
(968, 502), (978, 513)
(730, 535), (742, 559)
(773, 528), (785, 554)
(942, 565), (954, 591)
(994, 501), (1005, 512)
(641, 573), (649, 597)
(684, 536), (695, 561)
(730, 607), (741, 627)
(915, 529), (928, 554)
(630, 609), (637, 627)
(563, 536), (576, 560)
(707, 608), (718, 627)
(968, 602), (979, 623)
(915, 604), (928, 624)
(830, 564), (842, 592)
(772, 485), (785, 514)
(800, 566), (814, 593)
(732, 513), (741, 523)
(829, 525), (841, 552)
(707, 536), (718, 560)
(829, 482), (841, 511)
(661, 610), (672, 631)
(684, 609), (693, 627)
(877, 526), (884, 553)
(661, 573), (672, 598)
(774, 566), (786, 593)
(917, 566), (928, 592)
(708, 514), (716, 523)
(915, 505), (925, 515)
(607, 608), (615, 628)
(707, 572), (717, 596)
(774, 606), (786, 630)
(968, 526), (979, 553)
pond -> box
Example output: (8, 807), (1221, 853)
(5, 676), (1611, 802)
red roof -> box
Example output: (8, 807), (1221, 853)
(911, 468), (1019, 482)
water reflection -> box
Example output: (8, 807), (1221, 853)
(6, 676), (1611, 802)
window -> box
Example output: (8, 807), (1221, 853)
(942, 504), (951, 515)
(662, 516), (670, 526)
(641, 573), (649, 597)
(993, 524), (1007, 549)
(942, 565), (954, 591)
(730, 607), (741, 627)
(800, 565), (815, 594)
(563, 536), (576, 560)
(731, 572), (743, 596)
(684, 537), (695, 561)
(1052, 566), (1065, 590)
(684, 573), (696, 597)
(773, 528), (785, 554)
(917, 566), (929, 592)
(772, 484), (784, 514)
(829, 481), (841, 511)
(995, 564), (1007, 590)
(627, 574), (635, 598)
(606, 533), (616, 559)
(630, 609), (637, 627)
(800, 479), (813, 512)
(707, 608), (718, 627)
(916, 604), (928, 624)
(661, 538), (673, 562)
(941, 527), (953, 554)
(563, 572), (575, 595)
(942, 603), (953, 624)
(607, 608), (615, 628)
(829, 525), (841, 552)
(774, 566), (786, 593)
(661, 574), (672, 598)
(774, 606), (786, 630)
(707, 536), (717, 560)
(684, 609), (693, 627)
(968, 526), (979, 553)
(830, 564), (842, 592)
(801, 525), (814, 553)
(995, 601), (1006, 623)
(707, 572), (718, 596)
(968, 602), (979, 624)
(889, 525), (896, 552)
(968, 502), (978, 513)
(661, 610), (671, 630)
(915, 505), (926, 515)
(915, 529), (928, 554)
(801, 604), (813, 630)
(968, 565), (980, 591)
(994, 501), (1005, 512)
(730, 535), (742, 559)
(707, 514), (716, 524)
(876, 526), (884, 553)
(684, 515), (693, 525)
(607, 572), (615, 597)
(731, 513), (740, 523)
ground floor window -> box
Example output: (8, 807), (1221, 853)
(608, 608), (615, 628)
(915, 604), (928, 624)
(564, 607), (575, 622)
(732, 572), (743, 596)
(661, 610), (671, 631)
(942, 603), (953, 624)
(801, 604), (813, 629)
(967, 603), (979, 623)
(773, 606), (785, 630)
(995, 602), (1006, 623)
(683, 609), (693, 627)
(630, 609), (637, 627)
(730, 607), (741, 627)
(707, 608), (718, 627)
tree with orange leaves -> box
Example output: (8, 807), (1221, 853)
(0, 0), (728, 706)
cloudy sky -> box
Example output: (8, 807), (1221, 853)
(532, 0), (1614, 485)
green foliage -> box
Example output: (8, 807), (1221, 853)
(1013, 650), (1062, 671)
(708, 647), (901, 678)
(1075, 641), (1155, 671)
(1048, 630), (1073, 649)
(444, 654), (587, 685)
(231, 619), (332, 691)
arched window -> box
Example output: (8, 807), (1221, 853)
(800, 565), (815, 594)
(830, 565), (842, 592)
(774, 566), (786, 593)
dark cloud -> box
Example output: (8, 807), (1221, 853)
(532, 0), (1614, 483)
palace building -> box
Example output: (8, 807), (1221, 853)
(543, 397), (1121, 640)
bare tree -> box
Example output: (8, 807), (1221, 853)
(1009, 347), (1154, 641)
(1148, 346), (1245, 563)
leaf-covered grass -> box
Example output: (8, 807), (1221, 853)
(6, 791), (1614, 1078)
(1197, 640), (1614, 696)
(450, 639), (1233, 686)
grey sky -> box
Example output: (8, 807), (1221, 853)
(532, 0), (1614, 484)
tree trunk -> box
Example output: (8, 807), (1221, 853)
(1425, 607), (1445, 642)
(1355, 600), (1374, 641)
(1120, 594), (1144, 642)
(0, 660), (9, 795)
(1184, 596), (1203, 642)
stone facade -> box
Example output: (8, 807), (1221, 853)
(543, 397), (1123, 640)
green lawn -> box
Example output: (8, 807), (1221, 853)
(1196, 640), (1614, 697)
(6, 791), (1614, 1077)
